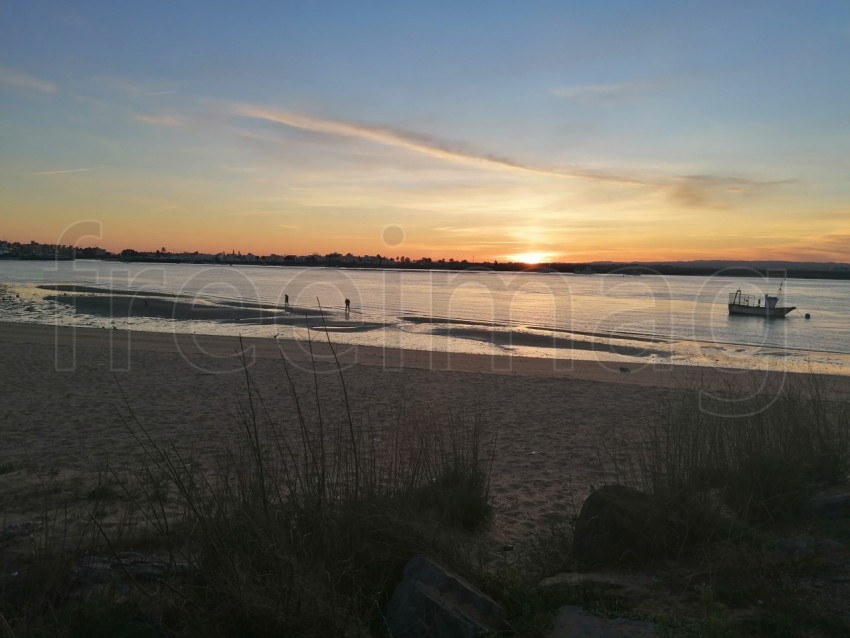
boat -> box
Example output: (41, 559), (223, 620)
(728, 282), (795, 318)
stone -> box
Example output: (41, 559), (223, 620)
(809, 487), (850, 519)
(776, 538), (813, 560)
(0, 521), (38, 542)
(385, 556), (503, 638)
(572, 485), (688, 567)
(70, 552), (191, 586)
(548, 606), (659, 638)
(537, 571), (655, 600)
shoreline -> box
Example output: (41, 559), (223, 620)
(5, 320), (850, 393)
(5, 278), (850, 378)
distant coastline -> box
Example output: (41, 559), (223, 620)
(1, 239), (849, 279)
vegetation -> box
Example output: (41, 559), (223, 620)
(486, 374), (850, 637)
(634, 374), (850, 525)
(1, 343), (493, 637)
(2, 366), (849, 637)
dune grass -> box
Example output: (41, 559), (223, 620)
(1, 338), (493, 637)
(591, 373), (850, 636)
(629, 374), (850, 526)
(485, 372), (850, 637)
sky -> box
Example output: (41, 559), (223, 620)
(1, 1), (849, 263)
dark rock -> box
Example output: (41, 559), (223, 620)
(386, 556), (503, 638)
(809, 487), (850, 519)
(776, 538), (812, 559)
(573, 485), (689, 567)
(549, 606), (659, 637)
(817, 539), (844, 551)
(537, 572), (655, 600)
(71, 552), (191, 586)
(0, 521), (38, 542)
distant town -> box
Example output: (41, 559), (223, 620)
(1, 238), (849, 279)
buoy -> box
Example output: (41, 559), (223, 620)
(805, 313), (811, 319)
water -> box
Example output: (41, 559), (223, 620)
(2, 259), (849, 374)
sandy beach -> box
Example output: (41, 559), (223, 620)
(3, 321), (850, 548)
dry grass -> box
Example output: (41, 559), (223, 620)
(619, 374), (850, 526)
(1, 339), (494, 637)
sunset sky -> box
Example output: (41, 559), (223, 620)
(1, 1), (849, 262)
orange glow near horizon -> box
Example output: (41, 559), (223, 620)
(506, 252), (558, 264)
(4, 218), (850, 264)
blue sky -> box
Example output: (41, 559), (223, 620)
(1, 1), (849, 261)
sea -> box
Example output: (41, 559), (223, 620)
(2, 259), (849, 375)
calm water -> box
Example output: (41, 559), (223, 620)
(2, 260), (849, 374)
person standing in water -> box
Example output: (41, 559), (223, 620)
(284, 293), (289, 308)
(344, 298), (350, 315)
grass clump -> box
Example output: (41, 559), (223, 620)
(1, 335), (493, 637)
(100, 341), (493, 637)
(634, 375), (850, 525)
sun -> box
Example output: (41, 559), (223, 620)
(507, 251), (554, 264)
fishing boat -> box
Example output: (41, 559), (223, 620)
(728, 282), (795, 318)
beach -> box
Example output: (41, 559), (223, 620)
(4, 320), (850, 550)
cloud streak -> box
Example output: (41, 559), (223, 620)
(232, 103), (792, 207)
(0, 65), (56, 95)
(134, 113), (183, 127)
(103, 78), (180, 97)
(34, 167), (102, 176)
(230, 103), (645, 185)
(552, 80), (659, 102)
(668, 174), (792, 208)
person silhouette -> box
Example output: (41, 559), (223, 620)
(344, 298), (351, 315)
(284, 293), (289, 308)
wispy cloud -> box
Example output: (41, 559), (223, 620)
(162, 98), (789, 208)
(0, 65), (56, 95)
(225, 210), (280, 217)
(33, 166), (102, 176)
(218, 165), (260, 174)
(667, 174), (792, 208)
(134, 113), (183, 127)
(230, 103), (645, 185)
(103, 78), (180, 97)
(552, 80), (659, 102)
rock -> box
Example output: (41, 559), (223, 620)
(0, 521), (38, 542)
(537, 572), (655, 600)
(71, 552), (191, 586)
(809, 487), (850, 519)
(385, 556), (503, 638)
(776, 538), (813, 559)
(817, 539), (844, 551)
(573, 485), (688, 567)
(549, 606), (659, 637)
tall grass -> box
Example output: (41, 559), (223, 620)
(632, 374), (850, 525)
(1, 336), (493, 637)
(100, 339), (494, 636)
